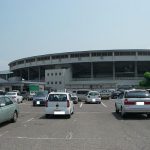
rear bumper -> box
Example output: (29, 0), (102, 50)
(124, 106), (150, 113)
(45, 108), (71, 115)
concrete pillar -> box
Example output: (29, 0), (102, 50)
(91, 62), (93, 79)
(28, 68), (30, 80)
(39, 67), (41, 81)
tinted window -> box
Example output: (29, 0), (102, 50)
(125, 91), (150, 98)
(89, 92), (99, 96)
(36, 91), (47, 97)
(0, 97), (5, 105)
(77, 91), (89, 94)
(5, 97), (13, 105)
(48, 94), (67, 101)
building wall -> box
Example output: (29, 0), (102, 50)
(45, 68), (71, 91)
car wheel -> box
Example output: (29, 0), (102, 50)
(115, 104), (119, 114)
(121, 107), (126, 118)
(147, 113), (150, 118)
(45, 114), (50, 118)
(11, 111), (18, 123)
(66, 114), (71, 119)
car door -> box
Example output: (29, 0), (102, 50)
(4, 97), (14, 120)
(0, 97), (6, 123)
(116, 93), (124, 110)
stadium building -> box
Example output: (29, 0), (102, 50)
(8, 49), (150, 91)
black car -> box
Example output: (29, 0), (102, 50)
(33, 91), (48, 106)
(111, 91), (122, 99)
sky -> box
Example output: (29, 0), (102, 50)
(1, 0), (150, 70)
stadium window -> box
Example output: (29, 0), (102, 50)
(51, 73), (53, 76)
(59, 81), (62, 84)
(47, 73), (49, 76)
(55, 81), (57, 84)
(55, 73), (57, 76)
(51, 82), (53, 84)
(59, 72), (61, 76)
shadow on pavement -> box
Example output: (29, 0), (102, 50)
(112, 112), (149, 120)
(39, 115), (71, 120)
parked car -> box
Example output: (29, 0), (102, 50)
(85, 91), (101, 104)
(72, 89), (90, 101)
(20, 91), (29, 100)
(100, 89), (111, 99)
(0, 96), (19, 124)
(0, 90), (5, 95)
(27, 91), (36, 101)
(71, 94), (78, 104)
(115, 89), (150, 118)
(111, 91), (122, 99)
(45, 92), (74, 118)
(5, 92), (23, 103)
(33, 91), (48, 106)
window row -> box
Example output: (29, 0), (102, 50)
(47, 81), (62, 85)
(47, 72), (62, 76)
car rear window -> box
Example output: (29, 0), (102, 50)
(89, 92), (99, 96)
(48, 94), (67, 101)
(125, 91), (150, 98)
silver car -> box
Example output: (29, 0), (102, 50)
(0, 96), (19, 124)
(115, 89), (150, 118)
(45, 92), (74, 118)
(85, 91), (101, 104)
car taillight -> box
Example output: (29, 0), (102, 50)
(67, 100), (70, 107)
(144, 101), (150, 105)
(45, 100), (48, 107)
(124, 99), (135, 105)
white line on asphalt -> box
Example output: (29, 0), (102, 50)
(0, 131), (8, 137)
(23, 118), (34, 124)
(101, 102), (107, 108)
(80, 102), (83, 108)
(7, 136), (101, 140)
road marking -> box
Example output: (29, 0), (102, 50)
(80, 102), (83, 108)
(66, 132), (72, 140)
(101, 102), (107, 108)
(0, 131), (8, 137)
(7, 136), (101, 140)
(23, 118), (34, 124)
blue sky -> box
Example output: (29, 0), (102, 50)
(1, 0), (150, 70)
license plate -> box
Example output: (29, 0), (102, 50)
(36, 101), (40, 104)
(136, 102), (144, 105)
(54, 111), (65, 115)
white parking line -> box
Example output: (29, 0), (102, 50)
(80, 102), (83, 108)
(0, 131), (9, 137)
(101, 102), (107, 108)
(7, 136), (101, 140)
(23, 118), (34, 124)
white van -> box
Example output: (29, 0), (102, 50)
(72, 89), (90, 101)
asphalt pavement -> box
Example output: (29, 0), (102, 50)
(0, 99), (150, 150)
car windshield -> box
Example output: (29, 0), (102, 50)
(6, 92), (16, 95)
(89, 92), (99, 96)
(125, 91), (150, 98)
(48, 94), (67, 101)
(36, 92), (47, 97)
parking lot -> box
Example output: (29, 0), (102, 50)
(0, 99), (150, 150)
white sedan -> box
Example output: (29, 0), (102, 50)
(5, 92), (23, 103)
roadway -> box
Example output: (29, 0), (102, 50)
(0, 99), (150, 150)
